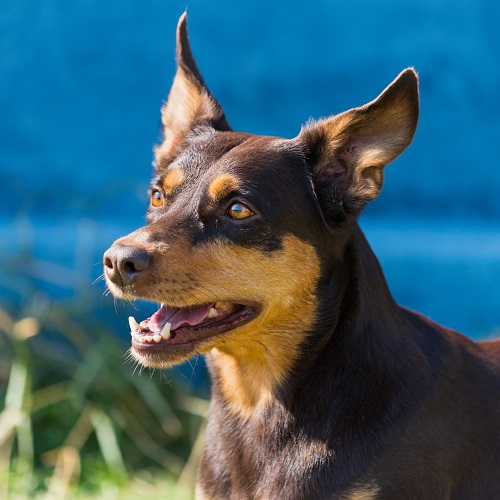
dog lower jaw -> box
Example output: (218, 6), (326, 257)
(130, 302), (259, 368)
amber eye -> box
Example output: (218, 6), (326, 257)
(151, 190), (164, 207)
(226, 202), (253, 220)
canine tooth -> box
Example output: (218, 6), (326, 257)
(207, 307), (218, 319)
(160, 322), (172, 340)
(129, 316), (141, 332)
(153, 334), (162, 343)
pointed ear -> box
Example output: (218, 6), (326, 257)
(157, 13), (230, 161)
(298, 68), (419, 220)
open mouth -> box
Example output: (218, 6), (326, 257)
(129, 302), (258, 352)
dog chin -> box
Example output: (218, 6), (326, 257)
(130, 346), (199, 369)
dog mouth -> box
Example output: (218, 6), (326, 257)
(129, 301), (258, 352)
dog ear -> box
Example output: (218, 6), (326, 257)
(157, 13), (230, 160)
(298, 69), (419, 220)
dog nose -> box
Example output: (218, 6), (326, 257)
(103, 244), (150, 286)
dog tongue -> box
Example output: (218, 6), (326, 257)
(148, 304), (213, 333)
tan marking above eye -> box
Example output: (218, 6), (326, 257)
(208, 174), (239, 201)
(162, 167), (185, 194)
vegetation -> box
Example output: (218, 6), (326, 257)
(0, 283), (208, 499)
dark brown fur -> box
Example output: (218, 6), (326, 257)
(103, 14), (500, 499)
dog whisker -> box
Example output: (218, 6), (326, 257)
(93, 274), (105, 285)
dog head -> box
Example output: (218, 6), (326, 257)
(103, 14), (418, 380)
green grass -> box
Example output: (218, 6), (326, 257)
(0, 297), (208, 499)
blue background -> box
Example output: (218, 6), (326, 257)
(2, 0), (499, 340)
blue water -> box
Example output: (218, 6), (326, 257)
(1, 0), (499, 340)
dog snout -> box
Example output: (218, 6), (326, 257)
(103, 244), (151, 286)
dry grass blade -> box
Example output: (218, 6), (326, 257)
(43, 446), (80, 500)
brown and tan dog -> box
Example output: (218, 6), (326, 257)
(103, 13), (500, 499)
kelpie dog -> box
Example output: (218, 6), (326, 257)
(103, 13), (500, 499)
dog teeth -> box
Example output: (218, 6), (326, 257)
(129, 316), (141, 333)
(207, 307), (218, 319)
(129, 318), (171, 344)
(160, 322), (172, 340)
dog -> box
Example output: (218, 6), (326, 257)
(103, 13), (500, 499)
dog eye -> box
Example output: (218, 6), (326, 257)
(226, 202), (253, 220)
(151, 190), (164, 207)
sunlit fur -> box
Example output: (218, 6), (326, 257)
(208, 173), (240, 201)
(162, 167), (185, 194)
